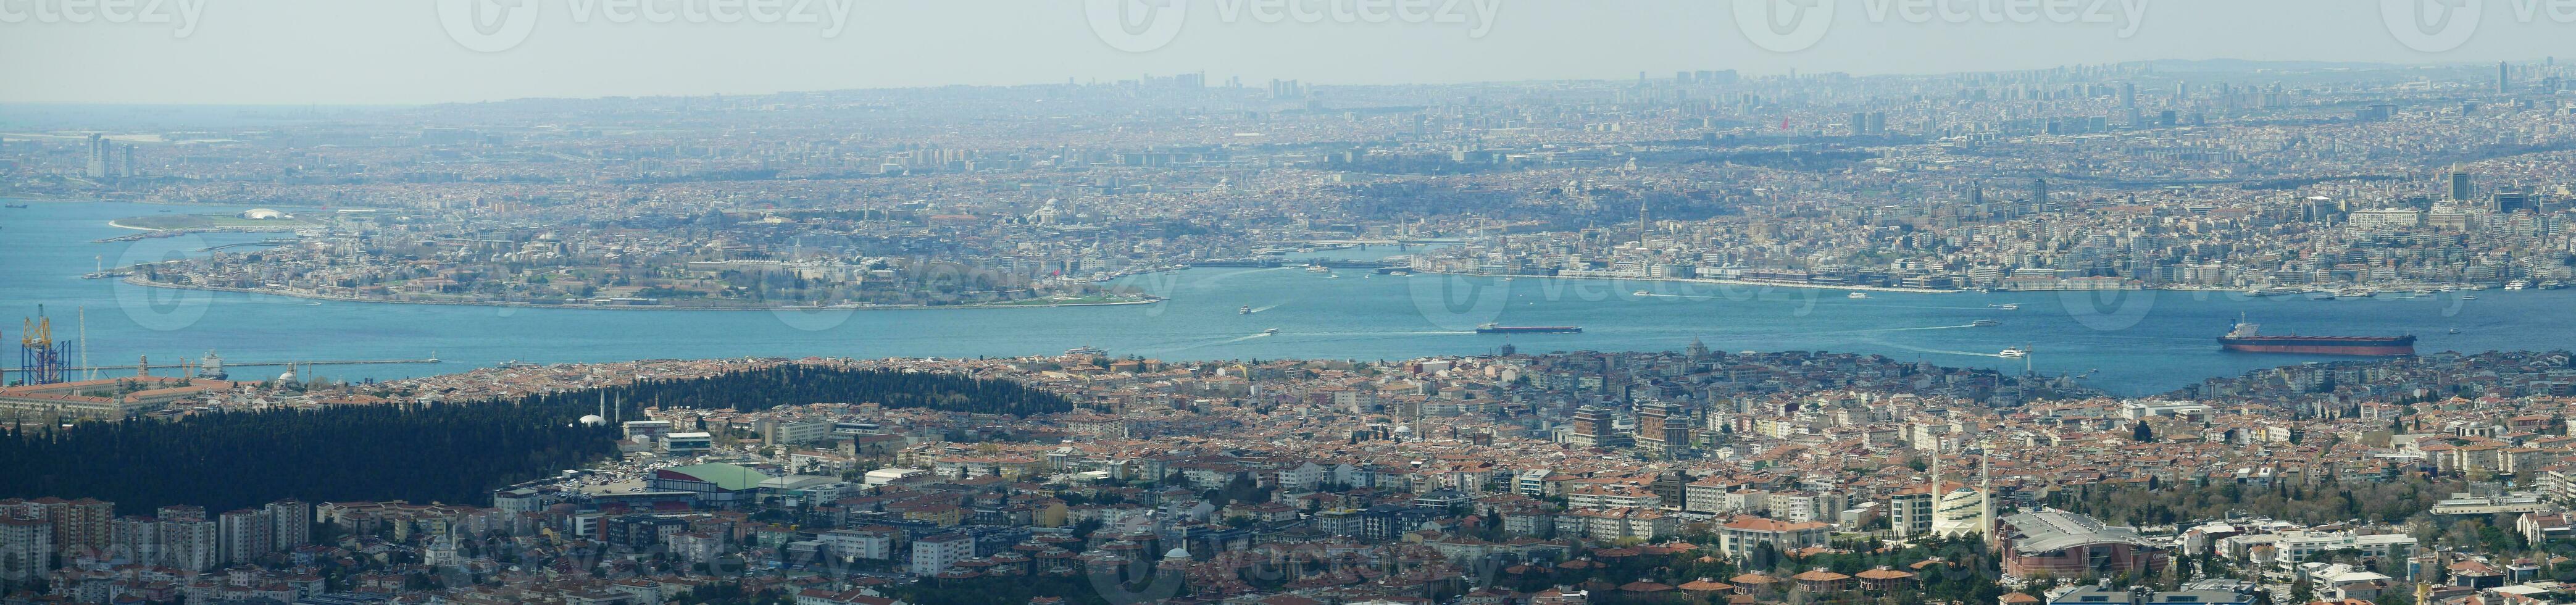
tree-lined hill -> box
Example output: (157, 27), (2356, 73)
(0, 365), (1072, 514)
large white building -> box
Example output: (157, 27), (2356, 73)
(909, 533), (972, 576)
(1927, 487), (1990, 538)
(2217, 528), (2418, 570)
(2348, 208), (2423, 230)
(820, 527), (896, 562)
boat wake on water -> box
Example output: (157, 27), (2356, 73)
(1862, 338), (2013, 359)
(1841, 304), (2010, 311)
(1294, 330), (1478, 337)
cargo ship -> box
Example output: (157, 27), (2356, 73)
(2218, 316), (2414, 356)
(1476, 323), (1582, 334)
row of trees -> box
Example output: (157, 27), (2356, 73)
(0, 394), (619, 515)
(609, 365), (1075, 416)
(1, 365), (1074, 514)
(2051, 474), (2461, 527)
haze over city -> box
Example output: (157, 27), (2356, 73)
(4, 2), (2576, 605)
(0, 0), (2569, 104)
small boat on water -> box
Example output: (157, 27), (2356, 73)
(1997, 347), (2029, 359)
(1969, 319), (2003, 327)
(2448, 328), (2462, 334)
(2462, 295), (2479, 300)
(1, 204), (28, 209)
(1065, 346), (1106, 356)
(1990, 303), (2019, 311)
(1633, 290), (1653, 297)
(1388, 270), (1410, 277)
(1240, 306), (1252, 314)
(1848, 292), (1870, 299)
(1263, 328), (1280, 335)
(2507, 280), (2532, 290)
(1306, 265), (1330, 273)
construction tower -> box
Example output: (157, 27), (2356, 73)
(19, 306), (73, 385)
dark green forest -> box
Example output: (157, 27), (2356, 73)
(0, 396), (619, 515)
(0, 365), (1073, 514)
(609, 364), (1075, 416)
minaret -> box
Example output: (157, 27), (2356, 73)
(1980, 443), (1995, 540)
(1639, 201), (1650, 240)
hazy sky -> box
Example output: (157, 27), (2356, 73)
(1, 0), (2567, 105)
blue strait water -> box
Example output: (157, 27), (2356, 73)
(3, 200), (2566, 396)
